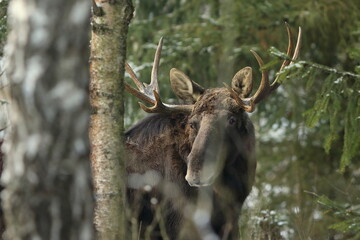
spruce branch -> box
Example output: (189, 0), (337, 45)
(269, 47), (360, 80)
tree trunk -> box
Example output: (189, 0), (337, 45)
(2, 0), (93, 239)
(89, 0), (133, 239)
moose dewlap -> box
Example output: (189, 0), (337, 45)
(125, 24), (301, 240)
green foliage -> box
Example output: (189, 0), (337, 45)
(269, 43), (360, 171)
(316, 194), (360, 239)
(126, 0), (360, 239)
(300, 66), (360, 171)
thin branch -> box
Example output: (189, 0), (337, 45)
(269, 47), (360, 80)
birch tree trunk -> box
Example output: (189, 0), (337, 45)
(2, 0), (93, 239)
(89, 0), (133, 239)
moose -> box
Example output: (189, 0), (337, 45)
(125, 24), (301, 240)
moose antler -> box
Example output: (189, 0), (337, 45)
(125, 37), (193, 114)
(230, 23), (302, 112)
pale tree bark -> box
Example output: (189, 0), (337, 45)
(89, 0), (133, 239)
(2, 0), (93, 239)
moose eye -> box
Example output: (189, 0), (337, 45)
(189, 123), (196, 129)
(228, 116), (237, 126)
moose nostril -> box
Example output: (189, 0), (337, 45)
(185, 174), (191, 183)
(185, 173), (200, 186)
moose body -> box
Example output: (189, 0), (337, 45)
(126, 91), (256, 239)
(125, 25), (301, 240)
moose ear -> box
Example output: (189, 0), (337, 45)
(170, 68), (205, 104)
(231, 67), (253, 98)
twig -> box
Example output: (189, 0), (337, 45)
(300, 61), (360, 79)
(269, 47), (360, 79)
(137, 221), (142, 240)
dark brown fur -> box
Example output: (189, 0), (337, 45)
(125, 88), (256, 240)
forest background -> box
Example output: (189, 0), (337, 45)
(0, 0), (359, 239)
(124, 1), (360, 239)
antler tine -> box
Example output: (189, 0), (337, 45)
(269, 23), (295, 92)
(124, 82), (155, 105)
(279, 22), (294, 72)
(291, 26), (302, 63)
(224, 83), (255, 112)
(237, 23), (301, 111)
(249, 50), (270, 105)
(125, 62), (145, 92)
(139, 91), (166, 113)
(149, 37), (163, 94)
(125, 38), (163, 102)
(125, 37), (194, 114)
(139, 90), (193, 114)
(271, 24), (302, 91)
(125, 63), (155, 106)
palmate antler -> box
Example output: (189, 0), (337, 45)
(229, 23), (302, 112)
(124, 37), (193, 114)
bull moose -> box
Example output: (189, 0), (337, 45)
(125, 24), (301, 240)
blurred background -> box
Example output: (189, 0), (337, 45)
(124, 0), (360, 239)
(0, 0), (358, 239)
